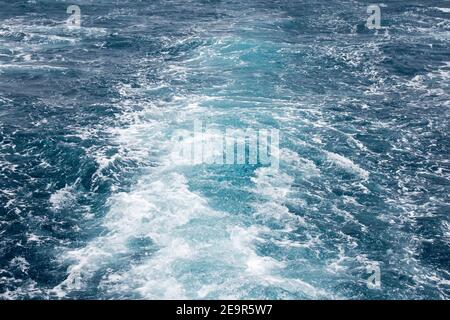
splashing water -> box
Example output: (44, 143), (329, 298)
(0, 0), (449, 299)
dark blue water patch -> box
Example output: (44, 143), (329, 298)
(382, 42), (447, 77)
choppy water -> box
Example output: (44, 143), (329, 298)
(0, 0), (449, 299)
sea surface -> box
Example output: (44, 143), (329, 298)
(0, 0), (449, 299)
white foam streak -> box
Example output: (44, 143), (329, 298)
(325, 151), (370, 179)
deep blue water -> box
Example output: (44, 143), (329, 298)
(0, 0), (449, 299)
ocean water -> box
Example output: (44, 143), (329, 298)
(0, 0), (449, 300)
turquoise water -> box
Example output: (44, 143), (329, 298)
(0, 0), (449, 299)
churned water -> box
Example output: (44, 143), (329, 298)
(0, 0), (449, 299)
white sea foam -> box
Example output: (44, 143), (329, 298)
(325, 151), (369, 179)
(10, 257), (30, 273)
(435, 7), (450, 13)
(442, 221), (450, 244)
(55, 160), (323, 298)
(54, 84), (327, 299)
(50, 26), (357, 299)
(49, 186), (76, 211)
